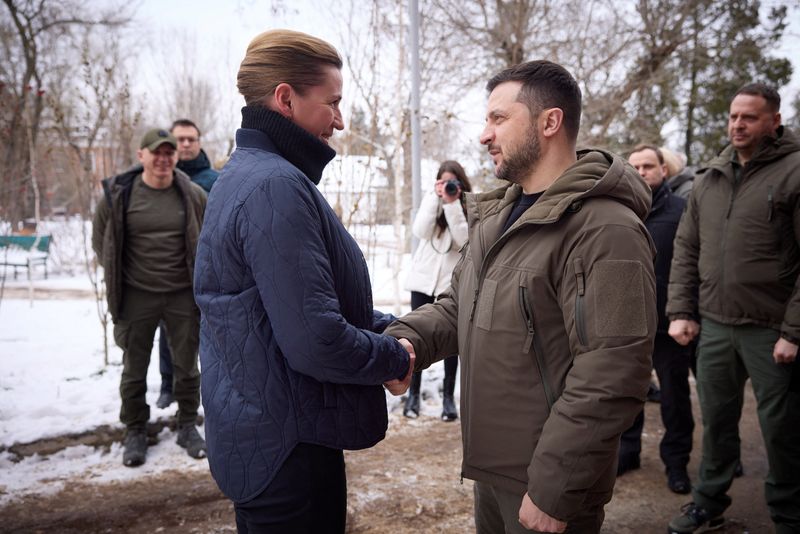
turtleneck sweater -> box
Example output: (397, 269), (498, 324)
(240, 105), (335, 184)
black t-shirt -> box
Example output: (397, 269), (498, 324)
(502, 191), (544, 234)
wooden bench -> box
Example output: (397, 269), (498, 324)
(0, 235), (53, 280)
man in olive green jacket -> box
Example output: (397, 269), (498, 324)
(92, 129), (208, 468)
(666, 84), (800, 534)
(386, 61), (657, 533)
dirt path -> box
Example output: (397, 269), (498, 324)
(0, 383), (772, 533)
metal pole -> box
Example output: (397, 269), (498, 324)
(409, 0), (421, 251)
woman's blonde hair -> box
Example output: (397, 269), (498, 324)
(237, 29), (342, 106)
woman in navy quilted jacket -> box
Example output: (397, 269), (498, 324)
(193, 29), (413, 534)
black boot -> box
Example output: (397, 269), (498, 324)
(403, 372), (422, 418)
(441, 375), (458, 421)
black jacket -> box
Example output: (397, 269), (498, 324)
(647, 181), (686, 333)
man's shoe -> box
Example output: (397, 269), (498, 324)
(177, 424), (207, 459)
(156, 390), (174, 409)
(733, 460), (744, 478)
(617, 453), (641, 476)
(667, 502), (724, 533)
(122, 429), (147, 467)
(667, 467), (692, 494)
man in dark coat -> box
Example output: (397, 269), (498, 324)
(154, 119), (219, 409)
(618, 144), (694, 495)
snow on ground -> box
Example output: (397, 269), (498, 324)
(0, 222), (458, 504)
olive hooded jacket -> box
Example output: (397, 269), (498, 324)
(667, 126), (800, 342)
(386, 149), (657, 522)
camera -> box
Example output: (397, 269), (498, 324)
(444, 179), (462, 196)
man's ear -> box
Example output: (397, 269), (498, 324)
(272, 83), (294, 119)
(541, 108), (564, 139)
(136, 149), (144, 164)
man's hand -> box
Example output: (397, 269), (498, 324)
(384, 338), (415, 395)
(519, 493), (566, 532)
(669, 319), (700, 346)
(773, 337), (798, 364)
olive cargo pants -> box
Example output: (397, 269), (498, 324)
(114, 285), (200, 429)
(693, 318), (800, 532)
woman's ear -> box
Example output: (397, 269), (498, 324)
(272, 83), (294, 119)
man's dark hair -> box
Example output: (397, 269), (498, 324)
(486, 60), (582, 142)
(734, 83), (781, 113)
(629, 143), (664, 164)
(171, 119), (202, 137)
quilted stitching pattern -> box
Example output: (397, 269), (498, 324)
(194, 129), (409, 503)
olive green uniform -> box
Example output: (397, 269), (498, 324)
(92, 169), (207, 429)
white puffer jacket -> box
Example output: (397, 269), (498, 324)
(404, 191), (469, 296)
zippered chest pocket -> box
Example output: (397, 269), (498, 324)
(574, 258), (588, 346)
(518, 283), (555, 411)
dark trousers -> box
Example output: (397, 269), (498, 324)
(158, 322), (174, 393)
(474, 481), (604, 534)
(619, 333), (694, 469)
(692, 319), (800, 531)
(410, 291), (458, 381)
(113, 285), (200, 428)
(234, 443), (346, 534)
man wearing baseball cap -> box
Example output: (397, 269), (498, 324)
(92, 128), (208, 467)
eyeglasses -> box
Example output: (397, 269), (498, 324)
(176, 136), (199, 144)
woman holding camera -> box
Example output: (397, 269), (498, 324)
(403, 160), (472, 420)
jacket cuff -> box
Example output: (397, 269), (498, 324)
(668, 313), (696, 322)
(780, 332), (800, 345)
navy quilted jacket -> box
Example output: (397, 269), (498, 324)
(194, 114), (410, 503)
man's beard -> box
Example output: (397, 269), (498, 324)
(497, 125), (540, 184)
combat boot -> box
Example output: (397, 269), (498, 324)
(177, 424), (207, 459)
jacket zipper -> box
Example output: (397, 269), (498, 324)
(573, 258), (588, 346)
(767, 185), (774, 222)
(519, 286), (534, 354)
(721, 167), (743, 308)
(519, 286), (554, 411)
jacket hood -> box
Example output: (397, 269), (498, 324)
(469, 148), (652, 225)
(702, 125), (800, 173)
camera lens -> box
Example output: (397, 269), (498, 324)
(444, 179), (460, 195)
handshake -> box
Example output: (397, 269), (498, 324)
(384, 338), (416, 395)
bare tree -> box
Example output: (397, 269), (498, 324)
(0, 0), (131, 226)
(48, 29), (142, 365)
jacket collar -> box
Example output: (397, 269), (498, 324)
(649, 180), (670, 217)
(702, 125), (800, 176)
(176, 149), (212, 176)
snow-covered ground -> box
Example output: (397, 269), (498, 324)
(0, 222), (456, 505)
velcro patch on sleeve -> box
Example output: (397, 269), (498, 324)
(592, 260), (647, 338)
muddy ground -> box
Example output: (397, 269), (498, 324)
(1, 383), (771, 533)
